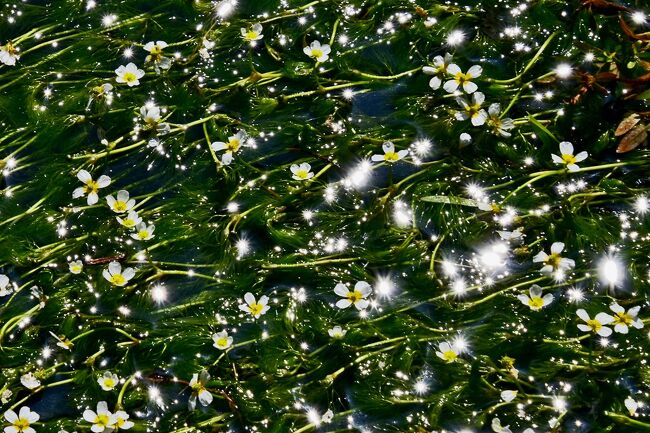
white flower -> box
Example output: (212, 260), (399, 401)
(0, 41), (19, 66)
(435, 341), (459, 363)
(334, 281), (371, 310)
(1, 389), (12, 404)
(116, 211), (142, 228)
(455, 92), (488, 126)
(83, 401), (117, 433)
(517, 285), (553, 311)
(0, 274), (13, 296)
(189, 370), (213, 410)
(371, 142), (408, 163)
(321, 409), (334, 423)
(491, 418), (512, 433)
(423, 53), (453, 90)
(487, 103), (515, 137)
(625, 396), (640, 416)
(211, 130), (249, 165)
(140, 104), (161, 125)
(241, 23), (263, 42)
(97, 371), (119, 391)
(199, 39), (215, 60)
(106, 190), (136, 213)
(49, 331), (73, 350)
(500, 390), (518, 402)
(444, 64), (482, 94)
(303, 40), (331, 62)
(131, 223), (155, 241)
(551, 141), (588, 172)
(328, 326), (347, 338)
(102, 261), (135, 287)
(4, 406), (39, 433)
(290, 163), (314, 180)
(20, 372), (40, 390)
(69, 260), (84, 274)
(115, 63), (145, 87)
(533, 242), (575, 274)
(576, 309), (615, 337)
(238, 292), (270, 318)
(212, 330), (233, 350)
(113, 410), (134, 430)
(143, 41), (171, 73)
(497, 228), (523, 242)
(73, 170), (111, 205)
(609, 303), (643, 334)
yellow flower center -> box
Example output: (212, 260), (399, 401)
(122, 218), (136, 228)
(113, 200), (128, 212)
(104, 378), (115, 388)
(138, 230), (150, 240)
(562, 153), (576, 164)
(544, 253), (562, 270)
(227, 139), (241, 152)
(295, 169), (310, 179)
(346, 290), (363, 303)
(71, 264), (82, 273)
(454, 71), (472, 84)
(384, 151), (400, 162)
(96, 414), (110, 427)
(216, 337), (229, 347)
(528, 297), (544, 309)
(310, 49), (323, 59)
(442, 350), (457, 362)
(122, 72), (137, 83)
(614, 312), (633, 326)
(110, 274), (126, 285)
(84, 179), (99, 194)
(13, 418), (30, 431)
(248, 302), (264, 316)
(586, 319), (602, 332)
(245, 31), (259, 40)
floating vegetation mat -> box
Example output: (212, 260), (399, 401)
(1, 0), (650, 432)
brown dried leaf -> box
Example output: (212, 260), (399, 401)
(615, 113), (640, 136)
(617, 124), (648, 153)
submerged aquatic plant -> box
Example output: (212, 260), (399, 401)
(1, 0), (650, 432)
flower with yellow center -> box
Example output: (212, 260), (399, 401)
(83, 401), (117, 433)
(117, 210), (142, 228)
(211, 130), (249, 165)
(328, 326), (347, 338)
(241, 23), (263, 42)
(334, 281), (372, 310)
(303, 40), (331, 62)
(455, 92), (488, 126)
(577, 309), (614, 337)
(115, 63), (145, 87)
(112, 410), (134, 430)
(423, 53), (453, 90)
(69, 260), (84, 274)
(551, 141), (588, 172)
(188, 370), (213, 410)
(533, 242), (575, 274)
(444, 64), (482, 94)
(435, 342), (459, 363)
(609, 303), (643, 334)
(0, 41), (19, 66)
(143, 41), (171, 73)
(290, 162), (314, 180)
(73, 170), (111, 205)
(239, 292), (270, 319)
(131, 222), (155, 241)
(106, 190), (136, 214)
(4, 406), (39, 433)
(102, 261), (135, 287)
(97, 371), (119, 391)
(517, 284), (553, 311)
(212, 330), (233, 350)
(371, 142), (408, 163)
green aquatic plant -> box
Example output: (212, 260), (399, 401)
(1, 0), (650, 432)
